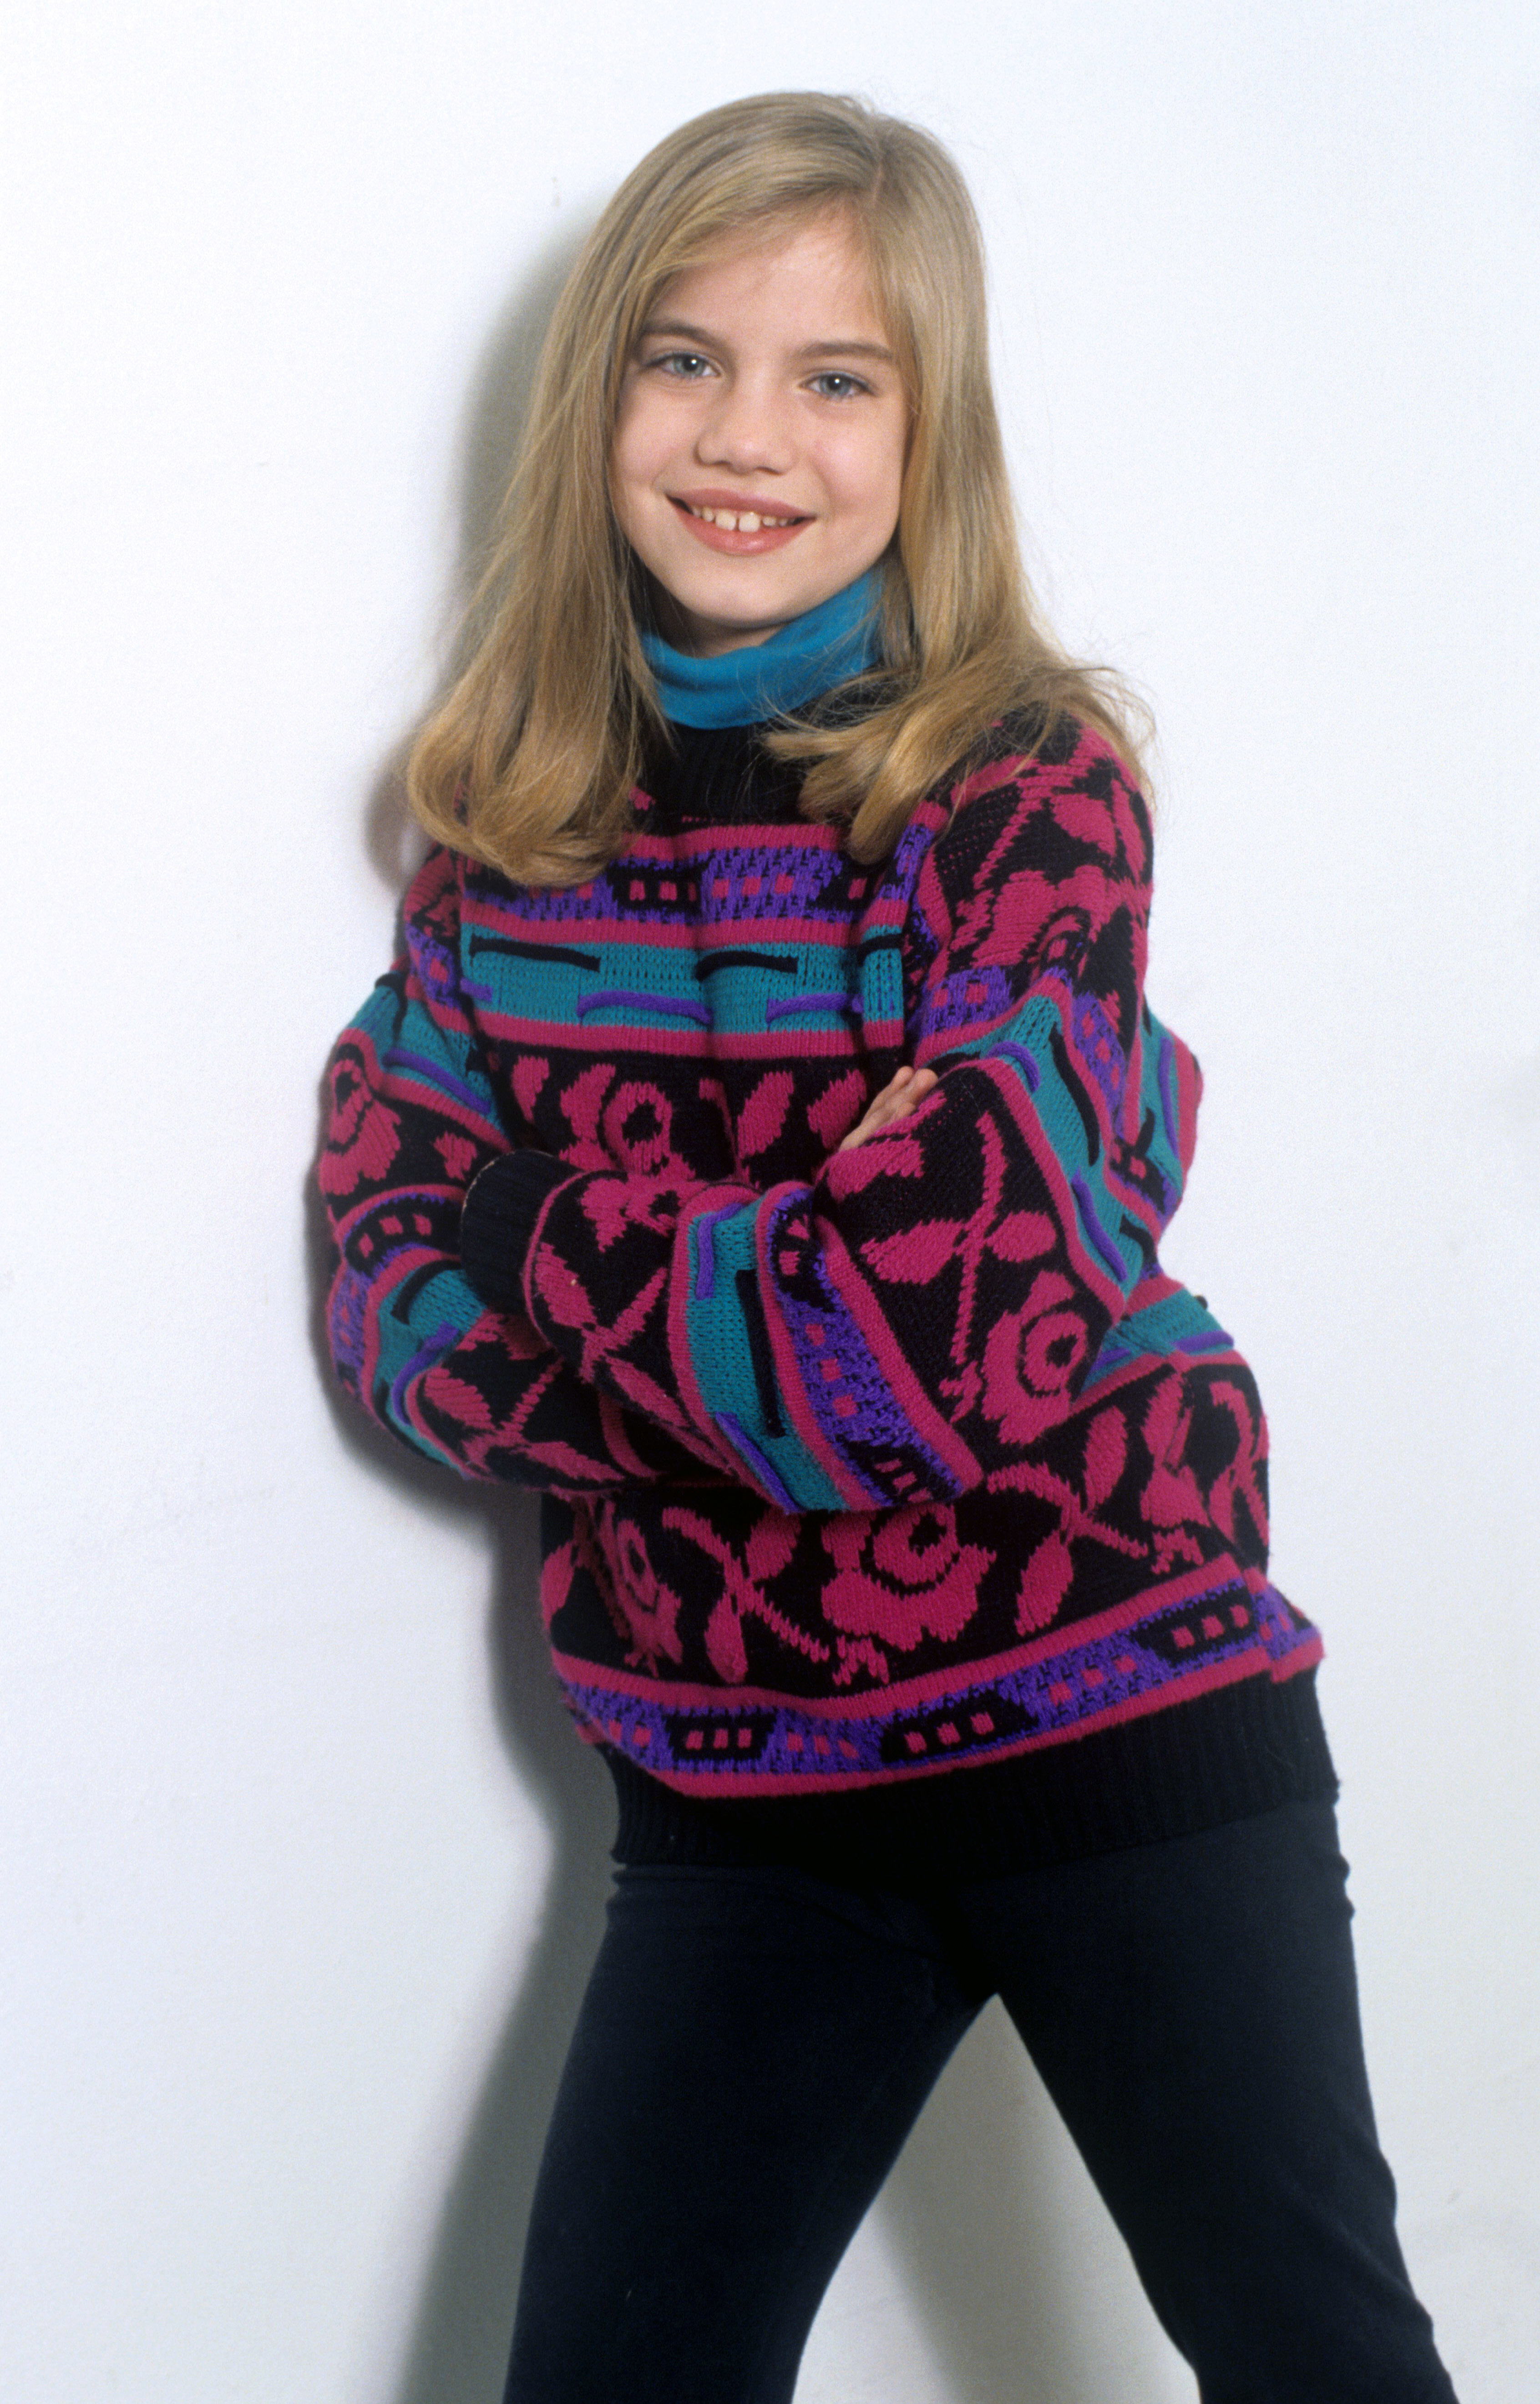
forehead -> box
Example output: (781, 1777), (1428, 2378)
(644, 209), (888, 341)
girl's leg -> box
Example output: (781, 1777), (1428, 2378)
(957, 1798), (1457, 2404)
(502, 1862), (978, 2404)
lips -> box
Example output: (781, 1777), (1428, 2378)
(669, 493), (812, 554)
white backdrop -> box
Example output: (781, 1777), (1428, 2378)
(4, 4), (1537, 2399)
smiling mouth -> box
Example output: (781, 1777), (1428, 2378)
(673, 499), (810, 534)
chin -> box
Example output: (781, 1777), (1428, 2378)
(673, 588), (807, 650)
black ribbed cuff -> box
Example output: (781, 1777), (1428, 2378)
(459, 1150), (572, 1312)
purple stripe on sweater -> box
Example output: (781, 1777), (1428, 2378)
(1156, 1032), (1179, 1156)
(384, 1048), (496, 1121)
(552, 1574), (1305, 1789)
(1071, 1176), (1129, 1283)
(764, 992), (859, 1023)
(921, 961), (1018, 1039)
(1251, 1582), (1319, 1665)
(575, 991), (712, 1024)
(770, 1194), (959, 1503)
(691, 1203), (745, 1301)
(1069, 987), (1127, 1113)
(471, 840), (856, 928)
(714, 1412), (800, 1512)
(1176, 1328), (1235, 1355)
(388, 1321), (461, 1424)
(989, 1039), (1041, 1090)
(328, 1265), (369, 1383)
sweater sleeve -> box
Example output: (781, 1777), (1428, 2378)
(514, 727), (1201, 1513)
(318, 847), (738, 1491)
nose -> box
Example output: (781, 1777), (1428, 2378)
(694, 375), (795, 476)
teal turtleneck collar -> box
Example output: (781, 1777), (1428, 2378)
(639, 570), (884, 729)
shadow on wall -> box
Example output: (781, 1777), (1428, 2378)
(319, 220), (1190, 2404)
(362, 219), (595, 896)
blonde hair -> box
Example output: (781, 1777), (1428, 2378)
(409, 91), (1143, 886)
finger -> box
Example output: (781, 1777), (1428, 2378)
(837, 1102), (892, 1152)
(886, 1069), (936, 1111)
(835, 1067), (940, 1154)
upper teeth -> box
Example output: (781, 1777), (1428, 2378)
(688, 504), (796, 532)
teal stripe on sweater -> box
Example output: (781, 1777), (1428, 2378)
(1079, 1286), (1233, 1391)
(375, 1263), (487, 1459)
(346, 982), (500, 1462)
(957, 995), (1148, 1291)
(685, 1201), (848, 1512)
(468, 937), (857, 1039)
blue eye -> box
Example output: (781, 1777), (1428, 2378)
(651, 351), (713, 379)
(809, 372), (868, 400)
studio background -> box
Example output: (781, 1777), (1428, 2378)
(3, 4), (1536, 2398)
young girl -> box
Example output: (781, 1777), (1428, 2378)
(319, 91), (1457, 2404)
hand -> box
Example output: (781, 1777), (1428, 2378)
(835, 1064), (939, 1153)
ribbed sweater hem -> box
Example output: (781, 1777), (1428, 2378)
(605, 1668), (1336, 1890)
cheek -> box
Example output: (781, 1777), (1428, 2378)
(832, 416), (906, 533)
(609, 437), (660, 560)
(877, 447), (905, 531)
(611, 391), (669, 508)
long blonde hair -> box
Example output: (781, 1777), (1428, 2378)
(409, 92), (1142, 886)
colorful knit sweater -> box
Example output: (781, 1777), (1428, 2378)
(319, 710), (1331, 1878)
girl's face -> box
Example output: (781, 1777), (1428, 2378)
(611, 210), (908, 656)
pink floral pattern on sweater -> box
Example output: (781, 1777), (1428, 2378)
(319, 714), (1320, 1792)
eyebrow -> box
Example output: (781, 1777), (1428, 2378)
(637, 317), (897, 365)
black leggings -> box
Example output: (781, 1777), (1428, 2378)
(504, 1801), (1456, 2404)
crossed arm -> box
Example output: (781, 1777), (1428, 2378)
(319, 851), (937, 1495)
(319, 729), (1195, 1512)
